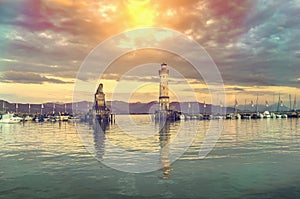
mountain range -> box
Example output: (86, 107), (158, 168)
(1, 99), (295, 115)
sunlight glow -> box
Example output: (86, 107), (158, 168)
(50, 0), (75, 7)
(125, 0), (157, 27)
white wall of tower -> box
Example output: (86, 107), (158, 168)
(159, 63), (170, 111)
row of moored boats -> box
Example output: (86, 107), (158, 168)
(0, 112), (77, 124)
(179, 111), (300, 120)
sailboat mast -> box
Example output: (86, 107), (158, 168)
(289, 94), (292, 111)
(41, 104), (44, 115)
(244, 99), (247, 112)
(273, 94), (275, 112)
(277, 94), (281, 112)
(256, 95), (259, 113)
(234, 96), (238, 114)
(293, 94), (297, 111)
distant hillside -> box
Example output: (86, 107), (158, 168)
(107, 101), (235, 114)
(0, 99), (296, 115)
(0, 100), (92, 115)
(235, 104), (291, 112)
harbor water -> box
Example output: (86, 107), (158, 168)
(1, 115), (300, 198)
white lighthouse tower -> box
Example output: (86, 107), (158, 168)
(159, 63), (170, 111)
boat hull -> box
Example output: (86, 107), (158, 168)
(0, 113), (22, 124)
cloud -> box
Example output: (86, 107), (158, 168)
(0, 0), (299, 102)
(230, 87), (245, 91)
(0, 71), (73, 84)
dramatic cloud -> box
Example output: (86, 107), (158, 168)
(0, 0), (299, 103)
(0, 71), (73, 84)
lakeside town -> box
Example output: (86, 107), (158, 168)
(1, 64), (299, 123)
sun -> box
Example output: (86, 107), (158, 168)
(124, 0), (157, 27)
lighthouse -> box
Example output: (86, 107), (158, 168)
(154, 63), (180, 121)
(159, 63), (170, 111)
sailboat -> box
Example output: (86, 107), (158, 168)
(263, 101), (271, 118)
(234, 98), (241, 119)
(276, 94), (287, 118)
(289, 95), (298, 118)
(251, 96), (263, 119)
(24, 104), (33, 121)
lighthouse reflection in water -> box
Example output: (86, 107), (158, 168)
(158, 121), (172, 179)
(92, 116), (174, 178)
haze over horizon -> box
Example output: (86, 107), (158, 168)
(0, 0), (299, 105)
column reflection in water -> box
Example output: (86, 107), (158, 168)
(93, 119), (109, 160)
(158, 121), (172, 179)
(89, 115), (187, 174)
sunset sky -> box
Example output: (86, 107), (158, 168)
(0, 0), (299, 106)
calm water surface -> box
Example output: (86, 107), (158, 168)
(1, 116), (299, 198)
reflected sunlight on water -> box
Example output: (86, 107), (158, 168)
(0, 116), (300, 198)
